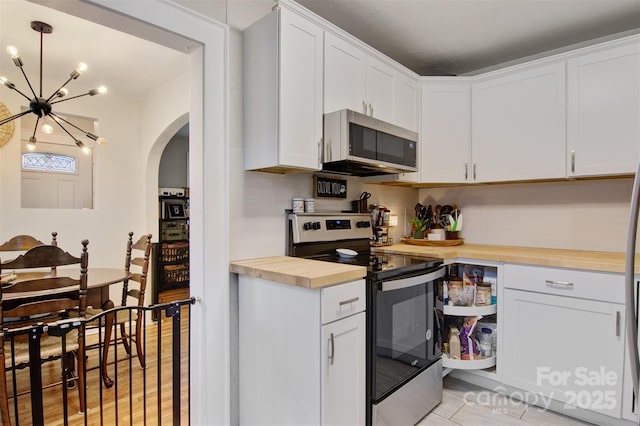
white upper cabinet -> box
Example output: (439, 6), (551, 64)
(567, 39), (640, 177)
(244, 6), (323, 172)
(420, 79), (472, 183)
(394, 72), (419, 133)
(365, 55), (396, 123)
(472, 62), (566, 182)
(364, 71), (420, 184)
(324, 32), (396, 123)
(324, 32), (367, 115)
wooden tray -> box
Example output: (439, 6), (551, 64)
(401, 237), (464, 246)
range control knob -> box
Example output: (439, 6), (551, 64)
(303, 222), (313, 230)
(312, 222), (321, 230)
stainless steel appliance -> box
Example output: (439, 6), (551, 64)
(625, 163), (640, 404)
(322, 109), (418, 176)
(287, 212), (444, 426)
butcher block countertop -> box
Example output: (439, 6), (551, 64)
(229, 256), (366, 289)
(372, 243), (637, 274)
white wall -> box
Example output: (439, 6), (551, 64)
(159, 129), (189, 188)
(419, 178), (633, 252)
(0, 67), (190, 303)
(0, 70), (145, 270)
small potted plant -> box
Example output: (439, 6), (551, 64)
(408, 217), (427, 239)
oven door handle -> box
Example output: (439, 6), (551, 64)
(381, 267), (445, 292)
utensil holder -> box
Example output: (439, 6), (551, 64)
(352, 199), (368, 213)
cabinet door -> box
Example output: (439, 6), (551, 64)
(567, 41), (640, 177)
(321, 312), (366, 426)
(503, 289), (625, 418)
(365, 56), (395, 123)
(279, 8), (323, 170)
(394, 72), (419, 132)
(472, 63), (566, 182)
(421, 80), (472, 183)
(324, 32), (367, 114)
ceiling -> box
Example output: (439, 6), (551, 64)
(1, 0), (639, 100)
(0, 0), (189, 99)
(294, 0), (640, 76)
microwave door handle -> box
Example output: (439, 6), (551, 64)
(381, 267), (445, 292)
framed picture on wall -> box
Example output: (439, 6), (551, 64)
(166, 200), (187, 219)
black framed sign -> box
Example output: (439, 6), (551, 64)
(314, 175), (347, 199)
(166, 201), (187, 219)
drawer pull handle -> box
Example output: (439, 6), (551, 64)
(616, 311), (621, 337)
(339, 297), (359, 306)
(329, 332), (335, 365)
(545, 280), (574, 288)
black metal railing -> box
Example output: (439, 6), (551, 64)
(2, 298), (194, 426)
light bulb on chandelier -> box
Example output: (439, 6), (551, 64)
(0, 21), (107, 153)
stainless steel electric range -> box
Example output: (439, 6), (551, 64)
(287, 212), (445, 426)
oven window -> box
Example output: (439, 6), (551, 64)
(374, 280), (439, 400)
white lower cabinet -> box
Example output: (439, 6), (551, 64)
(503, 265), (626, 419)
(321, 312), (366, 425)
(239, 276), (366, 426)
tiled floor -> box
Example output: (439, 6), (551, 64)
(417, 376), (592, 426)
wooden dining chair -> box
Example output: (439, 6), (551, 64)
(86, 232), (152, 369)
(0, 240), (88, 424)
(0, 232), (58, 252)
(0, 232), (59, 274)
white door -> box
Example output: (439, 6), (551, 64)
(279, 8), (323, 170)
(421, 80), (472, 183)
(567, 41), (640, 177)
(21, 141), (93, 209)
(472, 62), (566, 182)
(503, 289), (625, 418)
(321, 312), (366, 426)
(324, 32), (367, 114)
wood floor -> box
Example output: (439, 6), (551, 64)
(5, 309), (190, 426)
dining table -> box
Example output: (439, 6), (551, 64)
(1, 267), (132, 388)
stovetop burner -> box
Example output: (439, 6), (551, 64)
(306, 251), (443, 279)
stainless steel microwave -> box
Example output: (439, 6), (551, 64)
(321, 109), (418, 176)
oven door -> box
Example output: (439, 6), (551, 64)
(371, 266), (444, 403)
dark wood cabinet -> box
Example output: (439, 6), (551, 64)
(153, 195), (189, 311)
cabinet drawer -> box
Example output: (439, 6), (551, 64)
(321, 279), (366, 324)
(504, 264), (624, 303)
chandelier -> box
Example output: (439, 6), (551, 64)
(0, 21), (106, 153)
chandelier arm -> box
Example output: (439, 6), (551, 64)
(0, 109), (31, 127)
(3, 85), (32, 102)
(45, 76), (75, 103)
(32, 116), (41, 139)
(39, 29), (43, 97)
(50, 92), (91, 105)
(17, 64), (38, 100)
(50, 112), (94, 136)
(50, 118), (82, 145)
